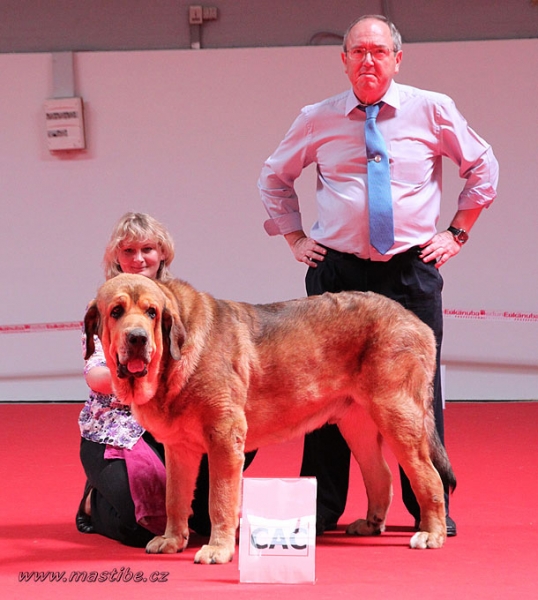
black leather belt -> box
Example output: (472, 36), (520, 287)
(320, 245), (422, 262)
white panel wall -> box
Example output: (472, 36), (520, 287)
(0, 41), (536, 401)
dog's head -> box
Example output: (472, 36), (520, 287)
(84, 273), (185, 404)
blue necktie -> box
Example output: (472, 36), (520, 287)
(364, 103), (394, 254)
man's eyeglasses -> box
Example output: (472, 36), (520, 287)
(345, 46), (396, 62)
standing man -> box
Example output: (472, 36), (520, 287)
(258, 15), (499, 537)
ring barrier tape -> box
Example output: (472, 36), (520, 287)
(0, 321), (83, 334)
(1, 310), (537, 335)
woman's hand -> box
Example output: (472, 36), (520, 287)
(85, 366), (114, 395)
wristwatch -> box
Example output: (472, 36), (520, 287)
(447, 226), (469, 245)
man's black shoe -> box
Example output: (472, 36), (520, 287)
(316, 515), (338, 536)
(414, 515), (457, 537)
(445, 515), (457, 537)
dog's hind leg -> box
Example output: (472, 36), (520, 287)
(337, 407), (393, 536)
(396, 446), (446, 549)
(370, 396), (447, 549)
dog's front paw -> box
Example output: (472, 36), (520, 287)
(346, 518), (384, 536)
(409, 530), (445, 549)
(145, 534), (188, 554)
(194, 543), (234, 564)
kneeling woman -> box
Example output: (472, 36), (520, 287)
(76, 212), (255, 546)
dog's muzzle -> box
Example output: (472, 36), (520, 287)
(117, 327), (150, 378)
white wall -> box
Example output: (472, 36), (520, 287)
(0, 40), (537, 401)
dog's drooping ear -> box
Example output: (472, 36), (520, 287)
(162, 305), (185, 361)
(84, 301), (100, 359)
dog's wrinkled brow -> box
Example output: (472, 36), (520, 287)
(106, 290), (161, 314)
(106, 292), (130, 308)
(108, 289), (141, 305)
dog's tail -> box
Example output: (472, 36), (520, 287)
(429, 428), (457, 494)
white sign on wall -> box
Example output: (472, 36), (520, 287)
(44, 97), (86, 151)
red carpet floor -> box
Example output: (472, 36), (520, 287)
(1, 402), (537, 599)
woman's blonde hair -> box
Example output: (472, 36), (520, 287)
(103, 212), (175, 281)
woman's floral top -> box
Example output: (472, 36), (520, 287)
(78, 333), (144, 450)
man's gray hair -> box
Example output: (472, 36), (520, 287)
(342, 15), (402, 53)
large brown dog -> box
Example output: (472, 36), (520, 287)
(84, 273), (456, 563)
